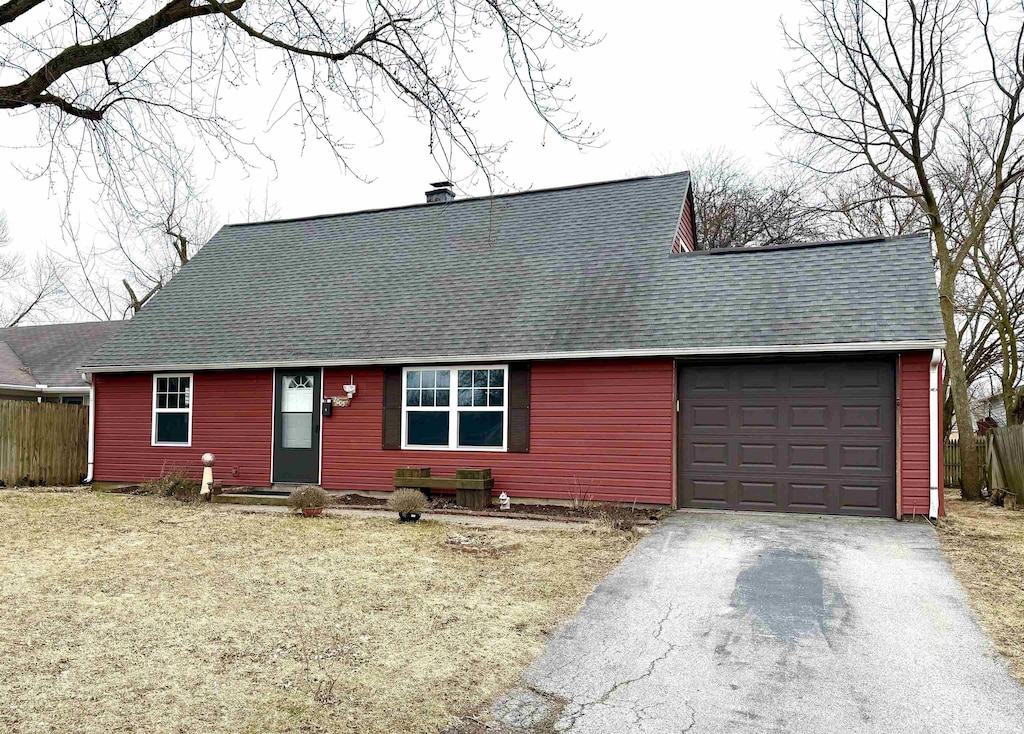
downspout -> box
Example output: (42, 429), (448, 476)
(929, 349), (941, 518)
(84, 373), (96, 483)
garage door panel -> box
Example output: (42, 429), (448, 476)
(788, 443), (830, 471)
(737, 480), (780, 509)
(680, 359), (895, 517)
(787, 482), (829, 511)
(738, 366), (780, 391)
(690, 405), (730, 429)
(839, 363), (894, 393)
(790, 405), (830, 430)
(691, 442), (729, 468)
(840, 404), (884, 429)
(839, 444), (884, 471)
(738, 405), (779, 429)
(689, 478), (729, 505)
(787, 365), (830, 391)
(738, 443), (778, 470)
(840, 483), (884, 510)
(687, 366), (731, 393)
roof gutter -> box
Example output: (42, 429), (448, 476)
(80, 339), (947, 374)
(0, 383), (91, 393)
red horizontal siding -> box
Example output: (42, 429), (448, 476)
(95, 351), (931, 515)
(899, 351), (937, 517)
(321, 359), (675, 504)
(672, 194), (696, 253)
(93, 370), (273, 485)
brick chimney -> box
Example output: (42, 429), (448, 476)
(425, 180), (455, 204)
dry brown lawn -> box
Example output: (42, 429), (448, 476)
(939, 490), (1024, 684)
(0, 489), (635, 734)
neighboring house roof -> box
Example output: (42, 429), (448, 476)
(0, 321), (126, 388)
(0, 340), (35, 387)
(83, 172), (945, 372)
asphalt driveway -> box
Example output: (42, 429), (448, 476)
(493, 511), (1024, 733)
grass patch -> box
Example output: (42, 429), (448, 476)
(939, 490), (1024, 684)
(0, 490), (634, 733)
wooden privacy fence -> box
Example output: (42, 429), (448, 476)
(944, 436), (989, 489)
(0, 400), (88, 487)
(990, 425), (1024, 504)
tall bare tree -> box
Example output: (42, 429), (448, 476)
(0, 0), (599, 217)
(684, 151), (825, 248)
(0, 212), (65, 327)
(0, 212), (12, 282)
(816, 173), (925, 238)
(58, 161), (218, 319)
(762, 0), (1024, 499)
(969, 179), (1024, 423)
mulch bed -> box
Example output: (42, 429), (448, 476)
(333, 493), (387, 506)
(327, 493), (665, 526)
(113, 484), (665, 526)
(427, 497), (666, 523)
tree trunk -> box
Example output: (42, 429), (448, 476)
(1005, 387), (1024, 426)
(939, 285), (983, 499)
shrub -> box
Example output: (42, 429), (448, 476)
(287, 485), (331, 512)
(388, 488), (429, 515)
(566, 475), (595, 511)
(140, 470), (201, 502)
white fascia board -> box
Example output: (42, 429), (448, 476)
(80, 340), (947, 374)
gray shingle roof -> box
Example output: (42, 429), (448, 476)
(0, 340), (34, 386)
(83, 172), (944, 371)
(1, 321), (125, 386)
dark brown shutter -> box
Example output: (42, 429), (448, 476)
(507, 362), (531, 453)
(382, 366), (402, 449)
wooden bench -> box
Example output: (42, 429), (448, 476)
(393, 467), (494, 509)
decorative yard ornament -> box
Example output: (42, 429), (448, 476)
(200, 453), (216, 498)
(498, 492), (511, 510)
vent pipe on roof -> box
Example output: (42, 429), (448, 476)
(425, 180), (455, 204)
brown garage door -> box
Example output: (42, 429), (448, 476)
(678, 358), (896, 517)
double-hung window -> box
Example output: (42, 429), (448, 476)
(152, 374), (192, 446)
(402, 365), (507, 450)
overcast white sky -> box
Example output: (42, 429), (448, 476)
(1, 1), (810, 284)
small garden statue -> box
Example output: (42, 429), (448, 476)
(200, 453), (216, 499)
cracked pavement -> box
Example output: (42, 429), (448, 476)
(494, 511), (1024, 733)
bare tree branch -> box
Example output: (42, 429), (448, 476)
(762, 0), (1024, 499)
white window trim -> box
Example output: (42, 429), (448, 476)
(151, 372), (193, 447)
(401, 364), (509, 452)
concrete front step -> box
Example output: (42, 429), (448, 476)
(213, 493), (290, 507)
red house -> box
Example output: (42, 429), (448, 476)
(82, 173), (946, 518)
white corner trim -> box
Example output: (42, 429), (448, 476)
(318, 367), (324, 487)
(81, 340), (948, 374)
(270, 368), (278, 484)
(929, 349), (941, 519)
(85, 376), (96, 483)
